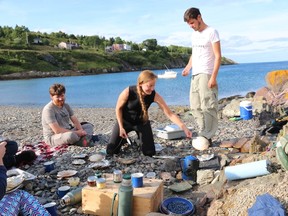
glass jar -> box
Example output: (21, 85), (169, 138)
(96, 178), (106, 189)
(87, 176), (97, 187)
(113, 170), (122, 183)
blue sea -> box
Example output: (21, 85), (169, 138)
(0, 61), (287, 108)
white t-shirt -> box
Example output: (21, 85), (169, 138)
(191, 26), (220, 75)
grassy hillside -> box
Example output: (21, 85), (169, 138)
(0, 45), (235, 79)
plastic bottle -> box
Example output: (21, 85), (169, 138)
(117, 174), (133, 216)
(60, 187), (82, 207)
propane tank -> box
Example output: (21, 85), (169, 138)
(117, 174), (133, 216)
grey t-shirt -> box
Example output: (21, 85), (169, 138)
(42, 101), (74, 141)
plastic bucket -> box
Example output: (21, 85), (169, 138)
(240, 101), (253, 120)
(180, 155), (199, 181)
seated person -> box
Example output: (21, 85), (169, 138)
(42, 83), (94, 147)
(2, 140), (36, 170)
(106, 70), (192, 156)
(0, 142), (50, 215)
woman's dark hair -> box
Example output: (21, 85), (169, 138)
(184, 7), (201, 22)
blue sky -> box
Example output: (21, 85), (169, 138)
(1, 0), (288, 63)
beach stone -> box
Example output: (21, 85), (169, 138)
(222, 99), (240, 117)
(233, 138), (248, 149)
(265, 70), (288, 92)
(197, 170), (214, 185)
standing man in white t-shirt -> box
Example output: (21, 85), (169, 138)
(182, 7), (222, 149)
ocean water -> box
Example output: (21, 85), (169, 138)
(0, 61), (287, 108)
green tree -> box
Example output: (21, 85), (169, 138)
(108, 37), (115, 46)
(142, 39), (157, 51)
(12, 25), (29, 39)
(114, 37), (123, 44)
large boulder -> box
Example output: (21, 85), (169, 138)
(265, 70), (288, 93)
(264, 70), (288, 106)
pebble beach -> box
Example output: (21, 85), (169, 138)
(1, 105), (287, 215)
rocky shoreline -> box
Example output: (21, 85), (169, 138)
(1, 101), (287, 215)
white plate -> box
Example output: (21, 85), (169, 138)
(89, 154), (104, 162)
(7, 168), (36, 181)
(196, 153), (214, 162)
(72, 153), (87, 159)
(6, 183), (23, 194)
(6, 174), (24, 192)
(57, 170), (77, 178)
(88, 159), (110, 169)
(72, 159), (86, 165)
(117, 158), (136, 165)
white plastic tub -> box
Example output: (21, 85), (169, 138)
(156, 125), (193, 140)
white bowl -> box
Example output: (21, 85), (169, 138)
(192, 136), (210, 150)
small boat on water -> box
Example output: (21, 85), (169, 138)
(158, 70), (177, 79)
(158, 64), (178, 79)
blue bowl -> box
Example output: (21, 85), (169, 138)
(160, 197), (195, 215)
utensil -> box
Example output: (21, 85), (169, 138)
(72, 153), (87, 159)
(153, 155), (179, 159)
(126, 137), (132, 145)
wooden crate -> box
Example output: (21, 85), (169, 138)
(82, 174), (163, 216)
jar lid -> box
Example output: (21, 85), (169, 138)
(96, 178), (106, 183)
(87, 176), (97, 182)
(123, 174), (131, 180)
(114, 170), (122, 174)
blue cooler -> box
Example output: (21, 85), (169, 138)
(240, 101), (253, 120)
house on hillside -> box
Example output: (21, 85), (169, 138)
(111, 44), (131, 51)
(105, 46), (113, 52)
(58, 42), (81, 50)
(33, 37), (43, 44)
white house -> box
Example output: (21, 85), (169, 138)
(111, 44), (132, 51)
(58, 42), (80, 50)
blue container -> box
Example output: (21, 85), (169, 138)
(180, 155), (199, 181)
(240, 101), (253, 120)
(160, 197), (195, 216)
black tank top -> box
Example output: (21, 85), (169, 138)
(122, 85), (155, 124)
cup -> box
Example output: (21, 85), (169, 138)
(131, 173), (144, 188)
(44, 161), (55, 172)
(57, 185), (70, 198)
(68, 177), (80, 187)
(44, 202), (58, 216)
(146, 172), (156, 179)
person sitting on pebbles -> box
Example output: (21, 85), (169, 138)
(0, 142), (50, 215)
(42, 83), (95, 147)
(106, 70), (192, 156)
(0, 139), (36, 169)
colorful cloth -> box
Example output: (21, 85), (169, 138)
(22, 141), (69, 162)
(0, 190), (49, 216)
